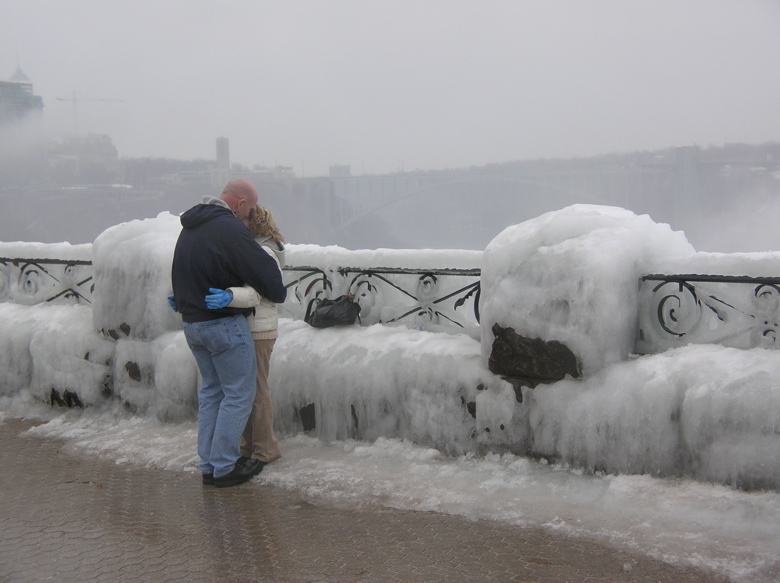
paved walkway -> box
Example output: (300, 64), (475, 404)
(0, 417), (729, 583)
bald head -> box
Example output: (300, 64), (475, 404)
(220, 179), (258, 221)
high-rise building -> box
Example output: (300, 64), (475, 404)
(0, 66), (43, 125)
(216, 136), (230, 170)
(212, 137), (231, 186)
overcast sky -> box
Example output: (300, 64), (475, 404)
(2, 0), (779, 177)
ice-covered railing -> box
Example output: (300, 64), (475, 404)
(281, 245), (482, 336)
(6, 240), (780, 354)
(281, 264), (480, 335)
(635, 248), (780, 354)
(0, 243), (94, 306)
(637, 274), (780, 353)
(0, 245), (482, 336)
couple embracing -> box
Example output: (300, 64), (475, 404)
(170, 179), (286, 488)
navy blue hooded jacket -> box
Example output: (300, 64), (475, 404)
(171, 198), (287, 323)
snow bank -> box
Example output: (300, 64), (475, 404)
(0, 303), (113, 406)
(112, 333), (198, 421)
(271, 318), (511, 455)
(92, 211), (182, 341)
(664, 249), (780, 277)
(526, 344), (780, 489)
(0, 241), (92, 262)
(286, 243), (482, 271)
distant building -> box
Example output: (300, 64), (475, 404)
(329, 164), (351, 178)
(216, 137), (230, 170)
(47, 133), (120, 184)
(0, 66), (44, 125)
(212, 136), (231, 186)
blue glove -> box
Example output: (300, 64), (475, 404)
(205, 288), (233, 310)
(167, 294), (177, 312)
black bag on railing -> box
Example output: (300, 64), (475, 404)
(304, 295), (361, 328)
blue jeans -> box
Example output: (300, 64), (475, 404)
(183, 315), (257, 478)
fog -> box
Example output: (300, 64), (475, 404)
(2, 1), (780, 252)
(4, 0), (780, 173)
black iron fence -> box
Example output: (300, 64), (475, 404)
(0, 257), (94, 305)
(5, 255), (780, 354)
(281, 266), (481, 332)
(636, 274), (780, 353)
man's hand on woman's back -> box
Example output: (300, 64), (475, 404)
(205, 288), (233, 309)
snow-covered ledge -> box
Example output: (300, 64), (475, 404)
(2, 205), (779, 490)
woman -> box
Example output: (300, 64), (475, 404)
(205, 204), (285, 471)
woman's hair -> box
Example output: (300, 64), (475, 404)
(246, 205), (284, 242)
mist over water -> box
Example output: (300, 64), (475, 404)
(2, 138), (778, 255)
(0, 181), (777, 255)
(685, 197), (780, 254)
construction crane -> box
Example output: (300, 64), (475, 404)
(55, 92), (124, 134)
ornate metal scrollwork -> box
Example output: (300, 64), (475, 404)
(280, 267), (332, 320)
(0, 261), (11, 301)
(0, 258), (93, 305)
(637, 274), (780, 353)
(750, 284), (780, 348)
(338, 267), (480, 331)
(347, 274), (381, 323)
(652, 280), (702, 337)
(279, 266), (480, 332)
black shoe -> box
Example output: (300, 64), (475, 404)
(238, 456), (266, 476)
(202, 473), (215, 486)
(215, 459), (261, 488)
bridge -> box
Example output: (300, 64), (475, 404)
(238, 146), (703, 244)
(320, 151), (700, 249)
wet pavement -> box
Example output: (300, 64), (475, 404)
(0, 417), (729, 583)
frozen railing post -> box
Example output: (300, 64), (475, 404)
(479, 205), (696, 392)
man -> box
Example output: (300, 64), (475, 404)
(170, 179), (287, 488)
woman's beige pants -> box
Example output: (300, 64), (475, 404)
(240, 338), (281, 463)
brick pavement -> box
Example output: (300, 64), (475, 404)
(0, 417), (729, 583)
